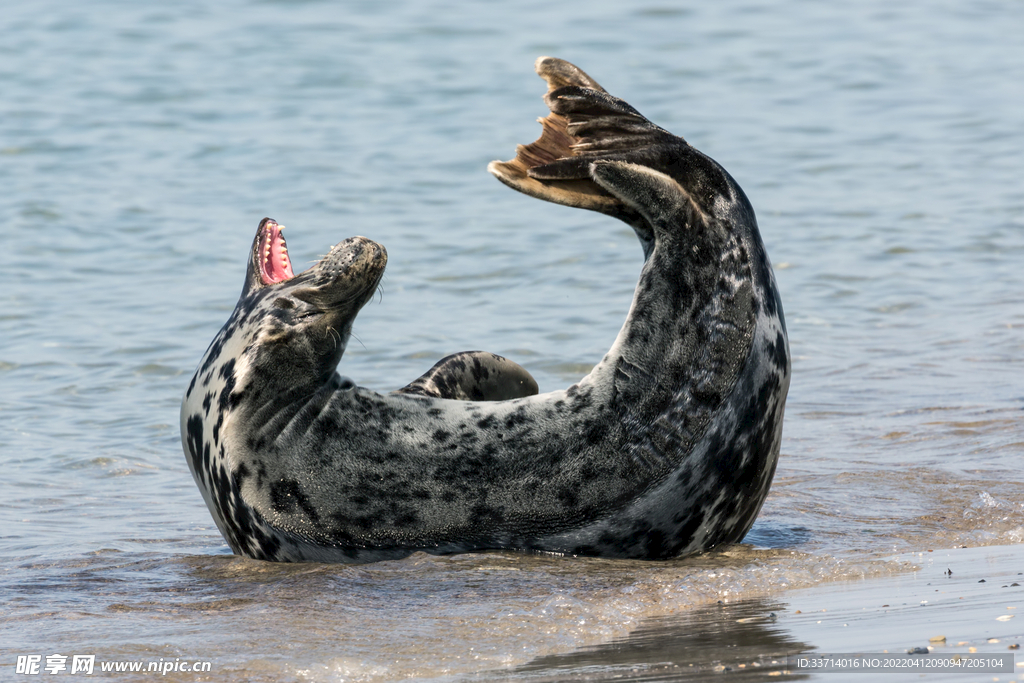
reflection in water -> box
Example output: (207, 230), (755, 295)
(744, 523), (813, 549)
(1, 546), (902, 681)
(510, 598), (811, 681)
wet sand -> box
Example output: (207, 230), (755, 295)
(492, 544), (1024, 682)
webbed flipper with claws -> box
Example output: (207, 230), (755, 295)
(488, 56), (683, 219)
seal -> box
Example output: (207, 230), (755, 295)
(180, 57), (790, 563)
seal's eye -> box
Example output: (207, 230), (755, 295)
(274, 298), (294, 310)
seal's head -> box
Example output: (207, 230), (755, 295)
(237, 217), (387, 387)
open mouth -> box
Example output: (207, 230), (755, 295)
(258, 219), (295, 285)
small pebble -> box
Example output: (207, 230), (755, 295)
(980, 579), (987, 583)
(997, 615), (1014, 621)
(907, 647), (929, 655)
(929, 635), (946, 643)
(1009, 644), (1020, 650)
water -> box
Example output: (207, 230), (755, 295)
(3, 0), (1023, 679)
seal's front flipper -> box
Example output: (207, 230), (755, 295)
(488, 57), (680, 214)
(395, 351), (539, 401)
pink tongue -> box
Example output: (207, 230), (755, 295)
(267, 243), (294, 282)
(261, 223), (295, 284)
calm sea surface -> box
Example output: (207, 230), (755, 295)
(2, 1), (1023, 680)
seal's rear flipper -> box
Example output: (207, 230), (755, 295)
(488, 57), (680, 215)
(395, 351), (539, 401)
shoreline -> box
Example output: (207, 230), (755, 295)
(492, 543), (1024, 682)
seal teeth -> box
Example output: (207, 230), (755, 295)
(257, 220), (295, 284)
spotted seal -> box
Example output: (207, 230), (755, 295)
(180, 57), (790, 563)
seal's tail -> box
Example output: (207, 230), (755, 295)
(488, 57), (679, 214)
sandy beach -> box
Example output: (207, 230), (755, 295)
(496, 544), (1023, 682)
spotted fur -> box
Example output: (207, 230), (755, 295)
(180, 58), (790, 563)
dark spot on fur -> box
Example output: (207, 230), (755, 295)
(675, 509), (705, 550)
(393, 509), (419, 527)
(470, 502), (503, 527)
(217, 360), (237, 415)
(212, 412), (224, 445)
(644, 528), (667, 558)
(185, 414), (205, 478)
(256, 532), (282, 560)
(768, 330), (788, 372)
(199, 335), (225, 376)
(583, 420), (609, 446)
(269, 478), (321, 525)
(504, 408), (529, 429)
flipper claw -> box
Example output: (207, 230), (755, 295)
(489, 58), (681, 214)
